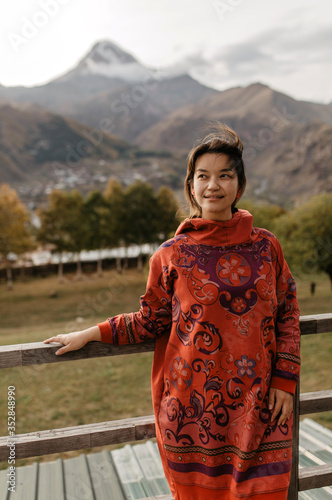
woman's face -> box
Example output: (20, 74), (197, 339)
(192, 153), (239, 221)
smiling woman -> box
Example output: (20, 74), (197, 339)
(44, 123), (300, 500)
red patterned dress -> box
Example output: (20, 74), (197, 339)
(98, 210), (301, 500)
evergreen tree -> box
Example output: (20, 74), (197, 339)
(104, 178), (125, 271)
(38, 190), (86, 281)
(156, 186), (179, 241)
(83, 190), (113, 276)
(123, 180), (158, 270)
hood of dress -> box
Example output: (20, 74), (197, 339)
(175, 209), (254, 246)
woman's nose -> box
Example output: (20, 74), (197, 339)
(207, 177), (220, 190)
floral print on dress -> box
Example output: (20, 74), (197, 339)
(217, 253), (251, 286)
(170, 357), (193, 391)
(231, 297), (247, 313)
(235, 355), (257, 378)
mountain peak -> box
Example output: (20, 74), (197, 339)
(87, 40), (138, 65)
(66, 39), (152, 83)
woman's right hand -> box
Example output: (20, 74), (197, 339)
(44, 326), (101, 355)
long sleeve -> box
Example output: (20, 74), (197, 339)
(98, 249), (176, 345)
(270, 238), (301, 394)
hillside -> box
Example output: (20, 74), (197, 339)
(135, 83), (332, 152)
(0, 104), (133, 183)
(0, 103), (186, 205)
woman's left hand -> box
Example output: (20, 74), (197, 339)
(268, 388), (294, 426)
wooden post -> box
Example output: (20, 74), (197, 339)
(287, 381), (300, 500)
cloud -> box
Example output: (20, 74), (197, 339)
(276, 25), (332, 61)
(159, 51), (210, 78)
(166, 20), (332, 102)
(210, 23), (332, 77)
(214, 43), (276, 78)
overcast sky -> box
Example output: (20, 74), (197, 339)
(1, 0), (331, 103)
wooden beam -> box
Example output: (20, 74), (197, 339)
(299, 464), (332, 491)
(300, 390), (332, 415)
(0, 339), (156, 369)
(300, 313), (332, 336)
(0, 313), (331, 370)
(287, 382), (300, 500)
(0, 344), (22, 368)
(0, 415), (156, 462)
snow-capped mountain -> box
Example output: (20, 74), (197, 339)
(56, 40), (156, 84)
(0, 40), (217, 140)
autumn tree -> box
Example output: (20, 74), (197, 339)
(272, 193), (332, 286)
(38, 190), (86, 281)
(0, 184), (33, 289)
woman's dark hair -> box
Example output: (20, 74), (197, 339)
(185, 123), (247, 218)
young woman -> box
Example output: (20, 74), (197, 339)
(44, 124), (300, 500)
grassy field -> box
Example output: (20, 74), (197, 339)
(0, 267), (331, 468)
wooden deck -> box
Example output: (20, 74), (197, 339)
(1, 419), (332, 499)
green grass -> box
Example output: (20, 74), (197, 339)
(295, 272), (332, 315)
(0, 269), (147, 334)
(0, 268), (331, 468)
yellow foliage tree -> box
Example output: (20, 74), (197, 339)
(0, 184), (33, 289)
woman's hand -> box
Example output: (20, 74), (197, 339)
(44, 326), (101, 355)
(268, 388), (294, 426)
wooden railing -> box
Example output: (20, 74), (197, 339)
(1, 313), (332, 499)
(287, 313), (332, 499)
